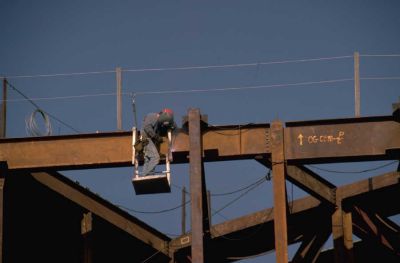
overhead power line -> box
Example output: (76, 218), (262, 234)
(2, 54), (353, 79)
(3, 75), (400, 104)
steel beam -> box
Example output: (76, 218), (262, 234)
(30, 171), (170, 256)
(188, 108), (209, 263)
(1, 115), (399, 171)
(291, 223), (331, 263)
(285, 116), (400, 162)
(271, 120), (288, 263)
(0, 163), (5, 263)
(81, 212), (93, 263)
(285, 165), (336, 204)
(332, 188), (355, 263)
(352, 206), (400, 256)
(170, 171), (400, 259)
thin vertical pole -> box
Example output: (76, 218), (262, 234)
(181, 187), (186, 235)
(116, 67), (122, 131)
(1, 79), (6, 138)
(188, 108), (206, 263)
(271, 120), (288, 263)
(354, 52), (360, 117)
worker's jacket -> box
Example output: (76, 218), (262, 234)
(141, 113), (159, 140)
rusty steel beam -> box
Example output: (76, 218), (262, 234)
(286, 165), (336, 204)
(332, 206), (354, 263)
(271, 120), (289, 263)
(352, 206), (400, 256)
(285, 116), (400, 162)
(0, 163), (5, 263)
(291, 222), (331, 263)
(1, 115), (399, 171)
(170, 170), (400, 259)
(30, 171), (170, 256)
(81, 212), (93, 263)
(188, 108), (209, 263)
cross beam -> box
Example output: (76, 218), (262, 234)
(1, 115), (399, 171)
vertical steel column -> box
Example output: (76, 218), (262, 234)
(332, 193), (354, 263)
(271, 120), (288, 263)
(81, 212), (93, 263)
(188, 108), (208, 263)
(0, 162), (7, 263)
(182, 186), (186, 235)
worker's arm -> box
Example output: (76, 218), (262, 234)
(142, 113), (159, 139)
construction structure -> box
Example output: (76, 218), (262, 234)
(0, 104), (399, 263)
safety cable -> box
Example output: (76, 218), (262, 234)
(308, 160), (398, 174)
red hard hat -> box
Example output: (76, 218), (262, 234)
(161, 108), (173, 115)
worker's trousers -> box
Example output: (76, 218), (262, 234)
(142, 138), (160, 176)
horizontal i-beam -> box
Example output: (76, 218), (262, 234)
(1, 115), (399, 171)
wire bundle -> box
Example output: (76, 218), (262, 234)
(25, 108), (52, 136)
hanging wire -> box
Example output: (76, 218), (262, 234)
(117, 200), (191, 214)
(5, 80), (80, 135)
(308, 160), (398, 174)
(25, 109), (52, 136)
(3, 54), (353, 79)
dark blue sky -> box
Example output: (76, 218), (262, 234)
(1, 1), (400, 262)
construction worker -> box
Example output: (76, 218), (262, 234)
(140, 108), (175, 176)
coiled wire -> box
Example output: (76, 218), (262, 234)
(25, 109), (52, 136)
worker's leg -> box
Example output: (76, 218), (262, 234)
(142, 139), (160, 176)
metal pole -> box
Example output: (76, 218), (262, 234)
(332, 193), (354, 263)
(271, 120), (288, 263)
(1, 78), (6, 138)
(116, 67), (122, 131)
(182, 187), (186, 235)
(189, 108), (206, 263)
(354, 52), (360, 117)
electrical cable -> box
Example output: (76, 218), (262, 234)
(3, 54), (353, 79)
(211, 175), (268, 197)
(4, 75), (400, 104)
(117, 200), (191, 214)
(6, 80), (80, 135)
(308, 160), (398, 174)
(212, 178), (266, 216)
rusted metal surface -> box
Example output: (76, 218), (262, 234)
(291, 223), (331, 263)
(0, 115), (399, 171)
(352, 206), (400, 256)
(188, 108), (207, 263)
(332, 189), (354, 263)
(286, 165), (336, 204)
(170, 170), (400, 259)
(0, 164), (5, 263)
(30, 171), (170, 256)
(81, 212), (93, 263)
(271, 120), (288, 263)
(285, 116), (400, 162)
